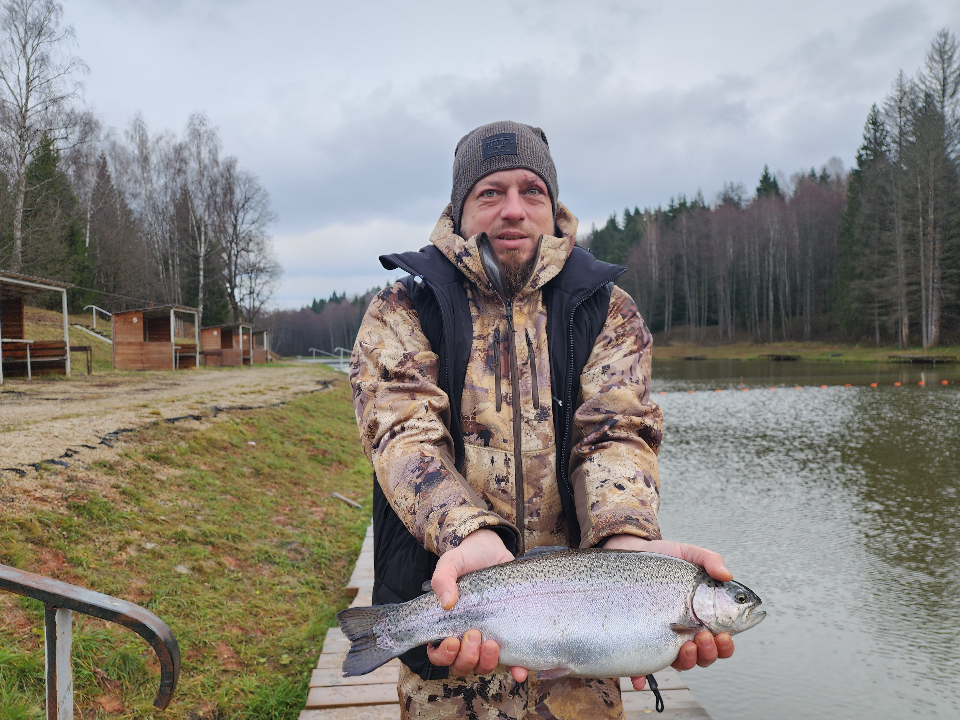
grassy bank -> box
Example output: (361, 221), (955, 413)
(651, 335), (960, 363)
(0, 372), (370, 719)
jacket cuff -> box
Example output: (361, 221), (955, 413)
(436, 510), (521, 556)
(580, 512), (662, 550)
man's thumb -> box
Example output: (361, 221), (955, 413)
(432, 553), (461, 610)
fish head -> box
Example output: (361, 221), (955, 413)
(692, 579), (765, 636)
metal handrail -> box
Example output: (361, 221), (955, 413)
(0, 563), (181, 718)
(82, 305), (113, 330)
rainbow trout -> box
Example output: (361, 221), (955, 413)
(337, 547), (765, 679)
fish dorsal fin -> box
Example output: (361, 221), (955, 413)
(670, 622), (704, 634)
(536, 667), (573, 681)
(520, 545), (570, 560)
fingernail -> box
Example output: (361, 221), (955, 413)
(440, 591), (452, 608)
(444, 639), (457, 652)
(467, 630), (480, 643)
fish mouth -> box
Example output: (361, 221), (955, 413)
(743, 608), (766, 628)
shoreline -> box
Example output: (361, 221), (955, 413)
(651, 340), (960, 364)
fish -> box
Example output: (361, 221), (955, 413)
(337, 546), (765, 679)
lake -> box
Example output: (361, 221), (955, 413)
(651, 360), (960, 720)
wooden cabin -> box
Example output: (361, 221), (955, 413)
(200, 322), (251, 367)
(0, 272), (71, 384)
(112, 305), (199, 371)
(251, 329), (270, 364)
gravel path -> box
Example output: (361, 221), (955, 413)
(1, 363), (339, 472)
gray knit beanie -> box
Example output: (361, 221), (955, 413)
(451, 121), (558, 234)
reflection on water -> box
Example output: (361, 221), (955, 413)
(652, 361), (960, 720)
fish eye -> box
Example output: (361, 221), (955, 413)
(735, 593), (747, 604)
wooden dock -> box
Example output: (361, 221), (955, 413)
(301, 525), (712, 719)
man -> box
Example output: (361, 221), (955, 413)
(349, 121), (733, 719)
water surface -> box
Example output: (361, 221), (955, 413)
(652, 360), (960, 720)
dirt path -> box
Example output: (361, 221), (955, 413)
(1, 363), (342, 472)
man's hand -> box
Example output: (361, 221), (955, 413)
(426, 529), (522, 678)
(602, 535), (736, 691)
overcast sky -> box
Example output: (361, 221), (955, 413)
(66, 0), (960, 308)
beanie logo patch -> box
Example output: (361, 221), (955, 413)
(481, 133), (517, 161)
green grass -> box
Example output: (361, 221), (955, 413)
(0, 372), (371, 718)
(651, 333), (960, 363)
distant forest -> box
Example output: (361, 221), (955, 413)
(587, 29), (960, 349)
(269, 28), (960, 356)
(0, 1), (279, 327)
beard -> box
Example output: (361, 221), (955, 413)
(499, 248), (537, 298)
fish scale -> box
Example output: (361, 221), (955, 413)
(338, 548), (765, 680)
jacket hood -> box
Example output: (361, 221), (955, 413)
(429, 202), (579, 298)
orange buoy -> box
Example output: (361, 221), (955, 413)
(894, 381), (901, 386)
(820, 385), (828, 389)
(687, 390), (695, 394)
(742, 388), (749, 392)
(942, 380), (949, 385)
(795, 385), (802, 390)
(769, 387), (776, 391)
(659, 391), (667, 395)
(844, 383), (852, 387)
(870, 382), (877, 387)
(918, 380), (925, 386)
(715, 389), (722, 393)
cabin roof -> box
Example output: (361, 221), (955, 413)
(0, 271), (71, 298)
(114, 305), (198, 319)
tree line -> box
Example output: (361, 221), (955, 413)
(0, 0), (279, 326)
(265, 290), (378, 358)
(587, 28), (960, 349)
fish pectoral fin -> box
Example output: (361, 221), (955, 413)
(519, 545), (570, 560)
(670, 622), (704, 634)
(535, 667), (574, 681)
(420, 581), (433, 594)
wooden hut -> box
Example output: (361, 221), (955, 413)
(251, 329), (270, 364)
(0, 271), (71, 384)
(200, 322), (252, 367)
(112, 305), (199, 371)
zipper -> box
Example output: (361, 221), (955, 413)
(525, 329), (539, 409)
(558, 276), (624, 527)
(493, 326), (502, 412)
(504, 296), (526, 557)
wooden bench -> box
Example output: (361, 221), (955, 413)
(0, 340), (68, 379)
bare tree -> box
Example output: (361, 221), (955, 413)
(214, 157), (278, 322)
(182, 112), (221, 325)
(0, 0), (85, 271)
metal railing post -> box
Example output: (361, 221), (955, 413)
(45, 606), (73, 720)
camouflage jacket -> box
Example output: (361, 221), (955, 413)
(349, 203), (663, 557)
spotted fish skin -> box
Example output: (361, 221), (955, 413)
(338, 549), (765, 679)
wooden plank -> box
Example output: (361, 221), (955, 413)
(311, 663), (400, 687)
(350, 589), (373, 608)
(321, 628), (351, 655)
(316, 653), (346, 669)
(622, 689), (711, 719)
(305, 683), (398, 709)
(300, 706), (400, 720)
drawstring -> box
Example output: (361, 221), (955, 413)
(524, 329), (539, 409)
(646, 674), (664, 713)
(493, 326), (502, 412)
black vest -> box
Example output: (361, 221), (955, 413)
(373, 243), (624, 679)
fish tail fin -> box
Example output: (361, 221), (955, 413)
(337, 604), (401, 676)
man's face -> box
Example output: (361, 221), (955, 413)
(459, 169), (554, 269)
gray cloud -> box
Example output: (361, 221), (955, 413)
(65, 0), (960, 305)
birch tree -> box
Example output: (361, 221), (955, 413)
(0, 0), (85, 271)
